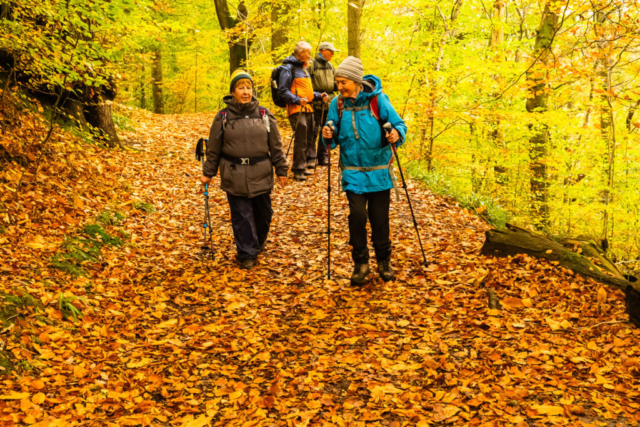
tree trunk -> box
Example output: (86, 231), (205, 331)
(626, 99), (640, 132)
(271, 0), (290, 62)
(525, 3), (558, 230)
(514, 6), (528, 62)
(595, 10), (616, 242)
(481, 225), (635, 290)
(490, 0), (505, 48)
(0, 4), (9, 20)
(85, 100), (120, 148)
(491, 0), (507, 186)
(229, 42), (248, 74)
(152, 48), (164, 114)
(214, 0), (251, 74)
(140, 62), (147, 110)
(347, 0), (365, 58)
(424, 0), (464, 170)
(64, 99), (88, 130)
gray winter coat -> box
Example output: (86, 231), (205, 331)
(307, 54), (337, 108)
(203, 95), (288, 198)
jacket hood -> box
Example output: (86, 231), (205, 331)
(349, 74), (382, 103)
(361, 74), (382, 97)
(283, 54), (305, 67)
(222, 94), (259, 114)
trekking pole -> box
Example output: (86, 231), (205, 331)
(195, 138), (215, 261)
(202, 181), (215, 261)
(384, 123), (428, 266)
(325, 120), (335, 279)
(316, 102), (326, 157)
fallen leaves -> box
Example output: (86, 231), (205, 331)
(0, 392), (30, 400)
(0, 105), (638, 427)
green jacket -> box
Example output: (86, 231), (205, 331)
(307, 54), (337, 108)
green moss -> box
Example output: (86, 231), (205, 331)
(97, 210), (126, 226)
(132, 201), (155, 213)
(112, 113), (136, 132)
(0, 350), (13, 375)
(51, 254), (88, 277)
(0, 293), (43, 327)
(82, 224), (123, 246)
(52, 223), (125, 277)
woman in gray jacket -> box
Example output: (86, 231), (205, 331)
(200, 70), (288, 269)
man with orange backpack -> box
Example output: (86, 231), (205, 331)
(322, 56), (407, 285)
(277, 41), (329, 181)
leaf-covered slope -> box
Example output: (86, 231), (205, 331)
(0, 106), (638, 426)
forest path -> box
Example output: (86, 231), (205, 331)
(111, 110), (636, 426)
(2, 108), (636, 427)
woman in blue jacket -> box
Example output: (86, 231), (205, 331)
(322, 56), (407, 285)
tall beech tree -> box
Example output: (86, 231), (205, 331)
(214, 0), (251, 74)
(525, 2), (559, 229)
(152, 48), (165, 114)
(347, 0), (365, 58)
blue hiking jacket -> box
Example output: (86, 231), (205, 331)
(323, 74), (407, 194)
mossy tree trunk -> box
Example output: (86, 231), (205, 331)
(525, 3), (559, 229)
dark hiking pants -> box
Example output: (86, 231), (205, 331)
(311, 106), (329, 163)
(289, 112), (315, 171)
(346, 189), (392, 263)
(227, 192), (273, 261)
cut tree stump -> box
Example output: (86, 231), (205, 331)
(481, 224), (636, 291)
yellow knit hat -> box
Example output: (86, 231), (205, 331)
(230, 70), (253, 93)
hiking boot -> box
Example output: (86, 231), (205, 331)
(293, 171), (307, 181)
(317, 157), (329, 166)
(377, 258), (395, 282)
(239, 259), (256, 269)
(350, 262), (370, 286)
(304, 167), (315, 176)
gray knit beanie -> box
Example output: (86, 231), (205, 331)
(334, 56), (363, 84)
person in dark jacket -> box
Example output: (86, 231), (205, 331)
(307, 42), (338, 167)
(200, 70), (288, 269)
(277, 41), (328, 181)
(322, 57), (407, 285)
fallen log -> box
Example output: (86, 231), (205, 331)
(481, 224), (636, 291)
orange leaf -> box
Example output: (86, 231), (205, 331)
(74, 365), (88, 379)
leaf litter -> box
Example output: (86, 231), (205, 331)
(0, 104), (638, 426)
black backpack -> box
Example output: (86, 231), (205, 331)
(270, 64), (291, 108)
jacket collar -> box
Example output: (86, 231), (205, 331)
(223, 95), (259, 115)
(283, 54), (305, 67)
(314, 53), (328, 65)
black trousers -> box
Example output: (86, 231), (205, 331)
(311, 106), (329, 162)
(226, 192), (273, 261)
(288, 112), (315, 172)
(346, 189), (392, 263)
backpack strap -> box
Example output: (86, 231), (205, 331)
(259, 107), (270, 133)
(370, 95), (380, 121)
(310, 58), (318, 76)
(220, 109), (228, 131)
(335, 96), (344, 141)
(336, 94), (385, 141)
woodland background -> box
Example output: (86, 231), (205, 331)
(2, 0), (640, 269)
